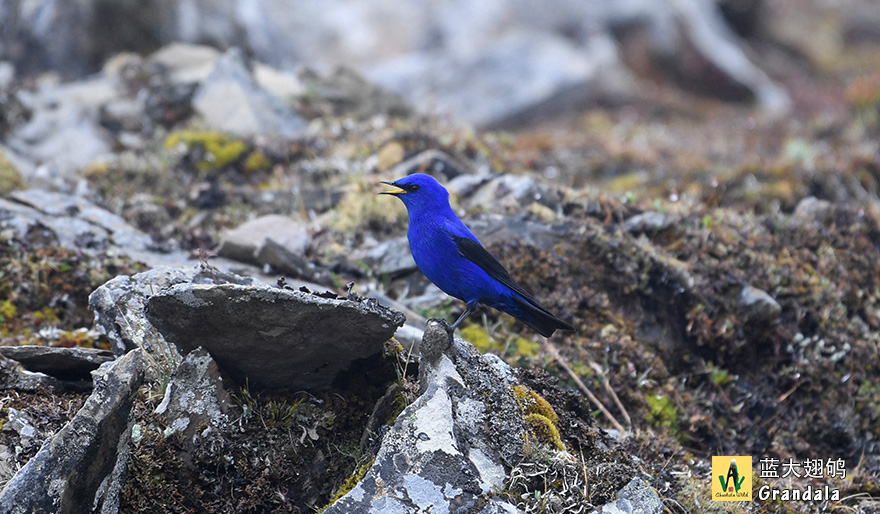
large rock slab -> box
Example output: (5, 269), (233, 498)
(0, 350), (145, 514)
(145, 283), (405, 389)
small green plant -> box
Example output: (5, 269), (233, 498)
(165, 130), (249, 171)
(645, 393), (679, 438)
(317, 458), (374, 513)
(706, 362), (734, 387)
(0, 300), (16, 322)
(513, 385), (565, 452)
(232, 378), (259, 422)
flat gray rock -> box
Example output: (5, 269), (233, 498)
(0, 346), (114, 381)
(145, 283), (405, 390)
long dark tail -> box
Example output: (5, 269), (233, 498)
(512, 296), (575, 338)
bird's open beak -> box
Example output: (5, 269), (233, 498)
(379, 181), (405, 195)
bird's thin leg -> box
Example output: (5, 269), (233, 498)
(449, 301), (478, 332)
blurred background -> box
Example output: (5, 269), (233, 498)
(2, 0), (876, 124)
(2, 0), (879, 199)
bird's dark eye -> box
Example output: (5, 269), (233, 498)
(407, 184), (421, 192)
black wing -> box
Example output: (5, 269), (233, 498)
(452, 234), (575, 336)
(451, 235), (544, 307)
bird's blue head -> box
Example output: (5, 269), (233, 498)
(379, 174), (452, 214)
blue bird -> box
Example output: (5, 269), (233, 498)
(380, 173), (574, 337)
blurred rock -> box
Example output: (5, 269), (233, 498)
(739, 285), (781, 324)
(0, 346), (114, 381)
(794, 196), (833, 224)
(624, 212), (675, 233)
(1, 1), (790, 128)
(357, 236), (417, 278)
(296, 66), (411, 119)
(147, 43), (222, 85)
(5, 76), (115, 183)
(0, 350), (145, 514)
(370, 28), (619, 128)
(123, 193), (174, 234)
(0, 0), (159, 77)
(0, 189), (187, 266)
(99, 97), (144, 134)
(386, 149), (471, 183)
(465, 173), (550, 212)
(145, 282), (405, 389)
(216, 214), (310, 263)
(192, 48), (306, 138)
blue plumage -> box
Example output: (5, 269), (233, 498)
(380, 174), (574, 337)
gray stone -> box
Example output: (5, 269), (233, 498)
(794, 196), (834, 224)
(0, 189), (189, 266)
(254, 62), (305, 101)
(448, 172), (493, 197)
(624, 212), (675, 233)
(323, 320), (525, 513)
(367, 27), (622, 128)
(739, 285), (782, 325)
(253, 238), (323, 281)
(147, 43), (222, 85)
(192, 48), (306, 138)
(296, 66), (412, 119)
(215, 214), (310, 264)
(0, 445), (16, 495)
(0, 346), (114, 381)
(358, 236), (417, 278)
(145, 282), (405, 389)
(5, 76), (115, 183)
(465, 173), (547, 212)
(0, 351), (90, 393)
(5, 408), (38, 441)
(589, 477), (664, 514)
(386, 150), (472, 183)
(153, 347), (231, 443)
(0, 350), (145, 514)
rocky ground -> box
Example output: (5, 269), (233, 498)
(1, 0), (880, 513)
